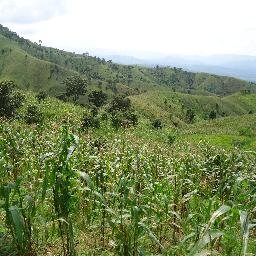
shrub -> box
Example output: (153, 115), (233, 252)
(109, 96), (131, 113)
(24, 105), (44, 124)
(124, 111), (138, 126)
(152, 119), (163, 129)
(81, 113), (100, 130)
(36, 90), (48, 102)
(209, 110), (217, 120)
(111, 114), (123, 129)
(88, 90), (108, 108)
(167, 134), (176, 144)
(0, 80), (24, 118)
(56, 93), (68, 102)
(111, 111), (138, 129)
(91, 106), (98, 117)
(185, 108), (195, 123)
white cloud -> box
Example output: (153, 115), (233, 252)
(2, 0), (256, 56)
(0, 0), (68, 23)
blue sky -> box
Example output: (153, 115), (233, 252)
(1, 0), (256, 57)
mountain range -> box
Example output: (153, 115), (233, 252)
(102, 54), (256, 82)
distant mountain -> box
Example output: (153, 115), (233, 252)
(102, 54), (256, 82)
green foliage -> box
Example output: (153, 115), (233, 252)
(24, 105), (44, 125)
(111, 111), (138, 129)
(88, 90), (108, 107)
(1, 93), (256, 255)
(151, 119), (163, 129)
(0, 24), (255, 106)
(209, 110), (217, 120)
(108, 96), (138, 129)
(47, 126), (78, 256)
(36, 90), (48, 102)
(185, 108), (195, 123)
(2, 24), (256, 256)
(167, 133), (176, 144)
(0, 80), (24, 118)
(0, 172), (35, 255)
(63, 75), (87, 101)
(109, 95), (131, 113)
(81, 112), (101, 130)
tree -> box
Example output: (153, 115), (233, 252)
(63, 75), (87, 101)
(88, 90), (108, 108)
(111, 111), (138, 129)
(0, 80), (24, 118)
(108, 96), (131, 113)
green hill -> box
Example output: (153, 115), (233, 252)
(1, 24), (256, 130)
(0, 34), (78, 95)
(130, 89), (256, 124)
(1, 24), (255, 100)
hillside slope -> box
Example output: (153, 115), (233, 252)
(0, 24), (255, 98)
(131, 89), (256, 123)
(0, 34), (79, 95)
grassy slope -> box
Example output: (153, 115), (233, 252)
(1, 24), (256, 135)
(7, 90), (256, 152)
(1, 24), (255, 99)
(130, 89), (256, 122)
(0, 34), (78, 94)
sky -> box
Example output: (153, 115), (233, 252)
(1, 0), (256, 58)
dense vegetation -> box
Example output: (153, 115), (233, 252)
(1, 25), (256, 256)
(1, 90), (256, 256)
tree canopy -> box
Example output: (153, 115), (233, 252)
(0, 80), (24, 117)
(64, 75), (87, 101)
(88, 90), (108, 108)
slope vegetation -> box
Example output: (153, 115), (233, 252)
(0, 24), (255, 98)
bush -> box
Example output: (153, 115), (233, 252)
(36, 90), (48, 102)
(63, 75), (87, 101)
(81, 113), (100, 130)
(109, 96), (131, 113)
(0, 80), (24, 118)
(111, 111), (138, 129)
(88, 90), (108, 108)
(25, 105), (44, 124)
(111, 114), (123, 129)
(152, 119), (163, 129)
(167, 134), (176, 144)
(124, 111), (138, 126)
(185, 108), (195, 123)
(209, 110), (217, 120)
